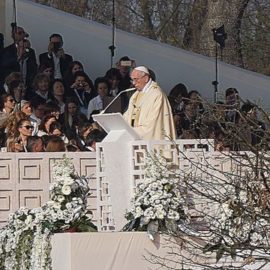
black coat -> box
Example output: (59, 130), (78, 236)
(0, 43), (37, 91)
(39, 52), (73, 78)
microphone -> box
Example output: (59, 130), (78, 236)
(100, 87), (136, 114)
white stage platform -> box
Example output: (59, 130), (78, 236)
(51, 232), (265, 270)
(51, 232), (175, 270)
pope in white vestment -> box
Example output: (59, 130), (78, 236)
(124, 66), (176, 141)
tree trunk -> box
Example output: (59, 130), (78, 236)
(139, 0), (157, 39)
(184, 0), (250, 67)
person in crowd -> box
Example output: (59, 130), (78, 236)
(37, 61), (54, 83)
(32, 73), (52, 102)
(85, 129), (106, 151)
(50, 79), (66, 113)
(123, 66), (175, 140)
(5, 73), (26, 105)
(168, 83), (188, 136)
(29, 96), (47, 134)
(0, 25), (37, 93)
(20, 100), (32, 117)
(45, 135), (66, 152)
(48, 121), (68, 144)
(177, 101), (201, 138)
(0, 94), (16, 116)
(59, 98), (88, 140)
(67, 71), (96, 115)
(0, 111), (26, 150)
(26, 135), (45, 152)
(104, 68), (122, 97)
(7, 118), (34, 152)
(48, 121), (63, 136)
(116, 56), (135, 109)
(43, 102), (61, 119)
(39, 33), (73, 79)
(187, 90), (205, 115)
(241, 102), (265, 147)
(105, 67), (128, 112)
(66, 143), (80, 152)
(87, 77), (110, 119)
(37, 114), (57, 136)
(225, 87), (240, 122)
(168, 83), (188, 114)
(3, 72), (22, 93)
(75, 122), (94, 151)
(214, 128), (231, 152)
(63, 60), (84, 88)
(116, 56), (134, 92)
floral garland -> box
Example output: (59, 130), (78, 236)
(204, 176), (270, 261)
(124, 154), (190, 240)
(0, 156), (96, 270)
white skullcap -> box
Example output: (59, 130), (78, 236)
(134, 66), (150, 75)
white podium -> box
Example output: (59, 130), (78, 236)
(93, 113), (140, 231)
(93, 113), (140, 142)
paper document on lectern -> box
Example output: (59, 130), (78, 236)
(93, 113), (140, 142)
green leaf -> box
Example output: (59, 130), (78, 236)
(230, 246), (237, 260)
(216, 246), (225, 262)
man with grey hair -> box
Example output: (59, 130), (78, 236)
(123, 66), (175, 141)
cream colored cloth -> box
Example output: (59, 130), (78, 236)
(131, 91), (144, 127)
(51, 232), (183, 270)
(124, 81), (176, 140)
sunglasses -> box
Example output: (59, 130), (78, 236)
(7, 99), (15, 102)
(21, 125), (34, 130)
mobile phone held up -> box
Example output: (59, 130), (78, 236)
(120, 60), (132, 67)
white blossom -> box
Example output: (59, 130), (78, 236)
(0, 156), (92, 270)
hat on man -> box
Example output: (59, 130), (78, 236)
(134, 66), (150, 75)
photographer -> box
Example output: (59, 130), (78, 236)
(116, 56), (135, 92)
(39, 34), (73, 80)
(67, 71), (96, 116)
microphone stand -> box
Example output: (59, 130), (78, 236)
(108, 0), (116, 69)
(212, 42), (219, 103)
(100, 87), (136, 114)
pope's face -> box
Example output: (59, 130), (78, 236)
(130, 70), (149, 91)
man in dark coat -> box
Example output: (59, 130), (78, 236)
(39, 33), (73, 80)
(0, 26), (37, 94)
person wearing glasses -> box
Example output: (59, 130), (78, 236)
(123, 66), (175, 141)
(7, 118), (34, 152)
(0, 94), (16, 116)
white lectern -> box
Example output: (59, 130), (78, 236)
(93, 113), (140, 231)
(93, 113), (140, 142)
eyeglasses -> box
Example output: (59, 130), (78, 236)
(21, 125), (34, 130)
(7, 99), (15, 103)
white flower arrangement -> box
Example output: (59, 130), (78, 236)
(124, 153), (190, 239)
(0, 156), (96, 270)
(204, 178), (270, 261)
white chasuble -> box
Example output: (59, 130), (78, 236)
(124, 81), (176, 141)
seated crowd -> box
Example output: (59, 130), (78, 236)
(0, 25), (266, 152)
